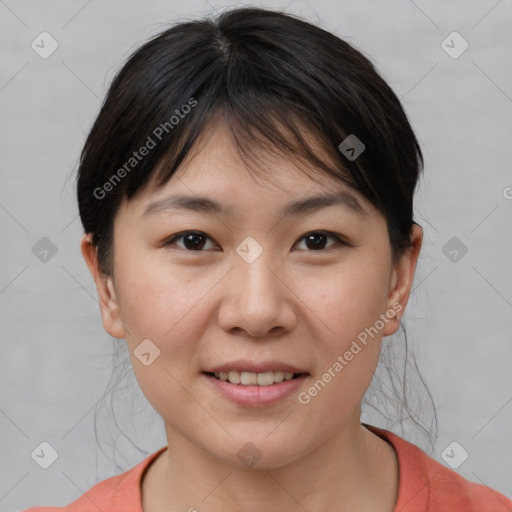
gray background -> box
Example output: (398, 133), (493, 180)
(1, 0), (511, 510)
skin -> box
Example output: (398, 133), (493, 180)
(81, 119), (423, 512)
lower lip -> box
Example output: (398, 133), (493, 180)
(202, 373), (309, 406)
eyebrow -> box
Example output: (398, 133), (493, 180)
(142, 190), (367, 219)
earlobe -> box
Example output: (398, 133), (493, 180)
(80, 233), (126, 340)
(101, 274), (127, 339)
(382, 280), (402, 338)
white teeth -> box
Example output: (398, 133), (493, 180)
(240, 371), (257, 385)
(273, 371), (285, 383)
(228, 371), (241, 384)
(256, 371), (275, 386)
(212, 370), (299, 385)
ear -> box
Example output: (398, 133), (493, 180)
(80, 233), (126, 339)
(382, 223), (423, 337)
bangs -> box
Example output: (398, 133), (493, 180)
(145, 103), (363, 198)
(114, 47), (377, 208)
(77, 7), (423, 274)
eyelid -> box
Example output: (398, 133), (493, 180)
(296, 230), (350, 248)
(163, 230), (350, 251)
(163, 230), (219, 250)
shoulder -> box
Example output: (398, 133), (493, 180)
(365, 424), (512, 512)
(19, 447), (168, 512)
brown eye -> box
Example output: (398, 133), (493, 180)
(165, 231), (217, 251)
(294, 231), (347, 251)
(164, 230), (348, 252)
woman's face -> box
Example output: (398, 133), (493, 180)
(82, 120), (422, 469)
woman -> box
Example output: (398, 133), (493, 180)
(23, 6), (512, 512)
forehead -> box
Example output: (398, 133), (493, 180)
(122, 118), (377, 222)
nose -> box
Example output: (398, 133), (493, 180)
(216, 247), (297, 338)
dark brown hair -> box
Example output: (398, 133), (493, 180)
(76, 6), (423, 275)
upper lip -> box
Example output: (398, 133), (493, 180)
(204, 360), (308, 374)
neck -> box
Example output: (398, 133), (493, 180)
(142, 419), (398, 512)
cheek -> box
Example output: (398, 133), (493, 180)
(297, 262), (388, 421)
(113, 244), (214, 337)
(305, 256), (390, 346)
(300, 254), (390, 409)
(112, 256), (211, 413)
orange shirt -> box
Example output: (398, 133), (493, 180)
(21, 425), (512, 511)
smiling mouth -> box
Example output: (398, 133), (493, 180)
(203, 370), (308, 386)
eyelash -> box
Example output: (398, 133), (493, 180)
(163, 230), (349, 252)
